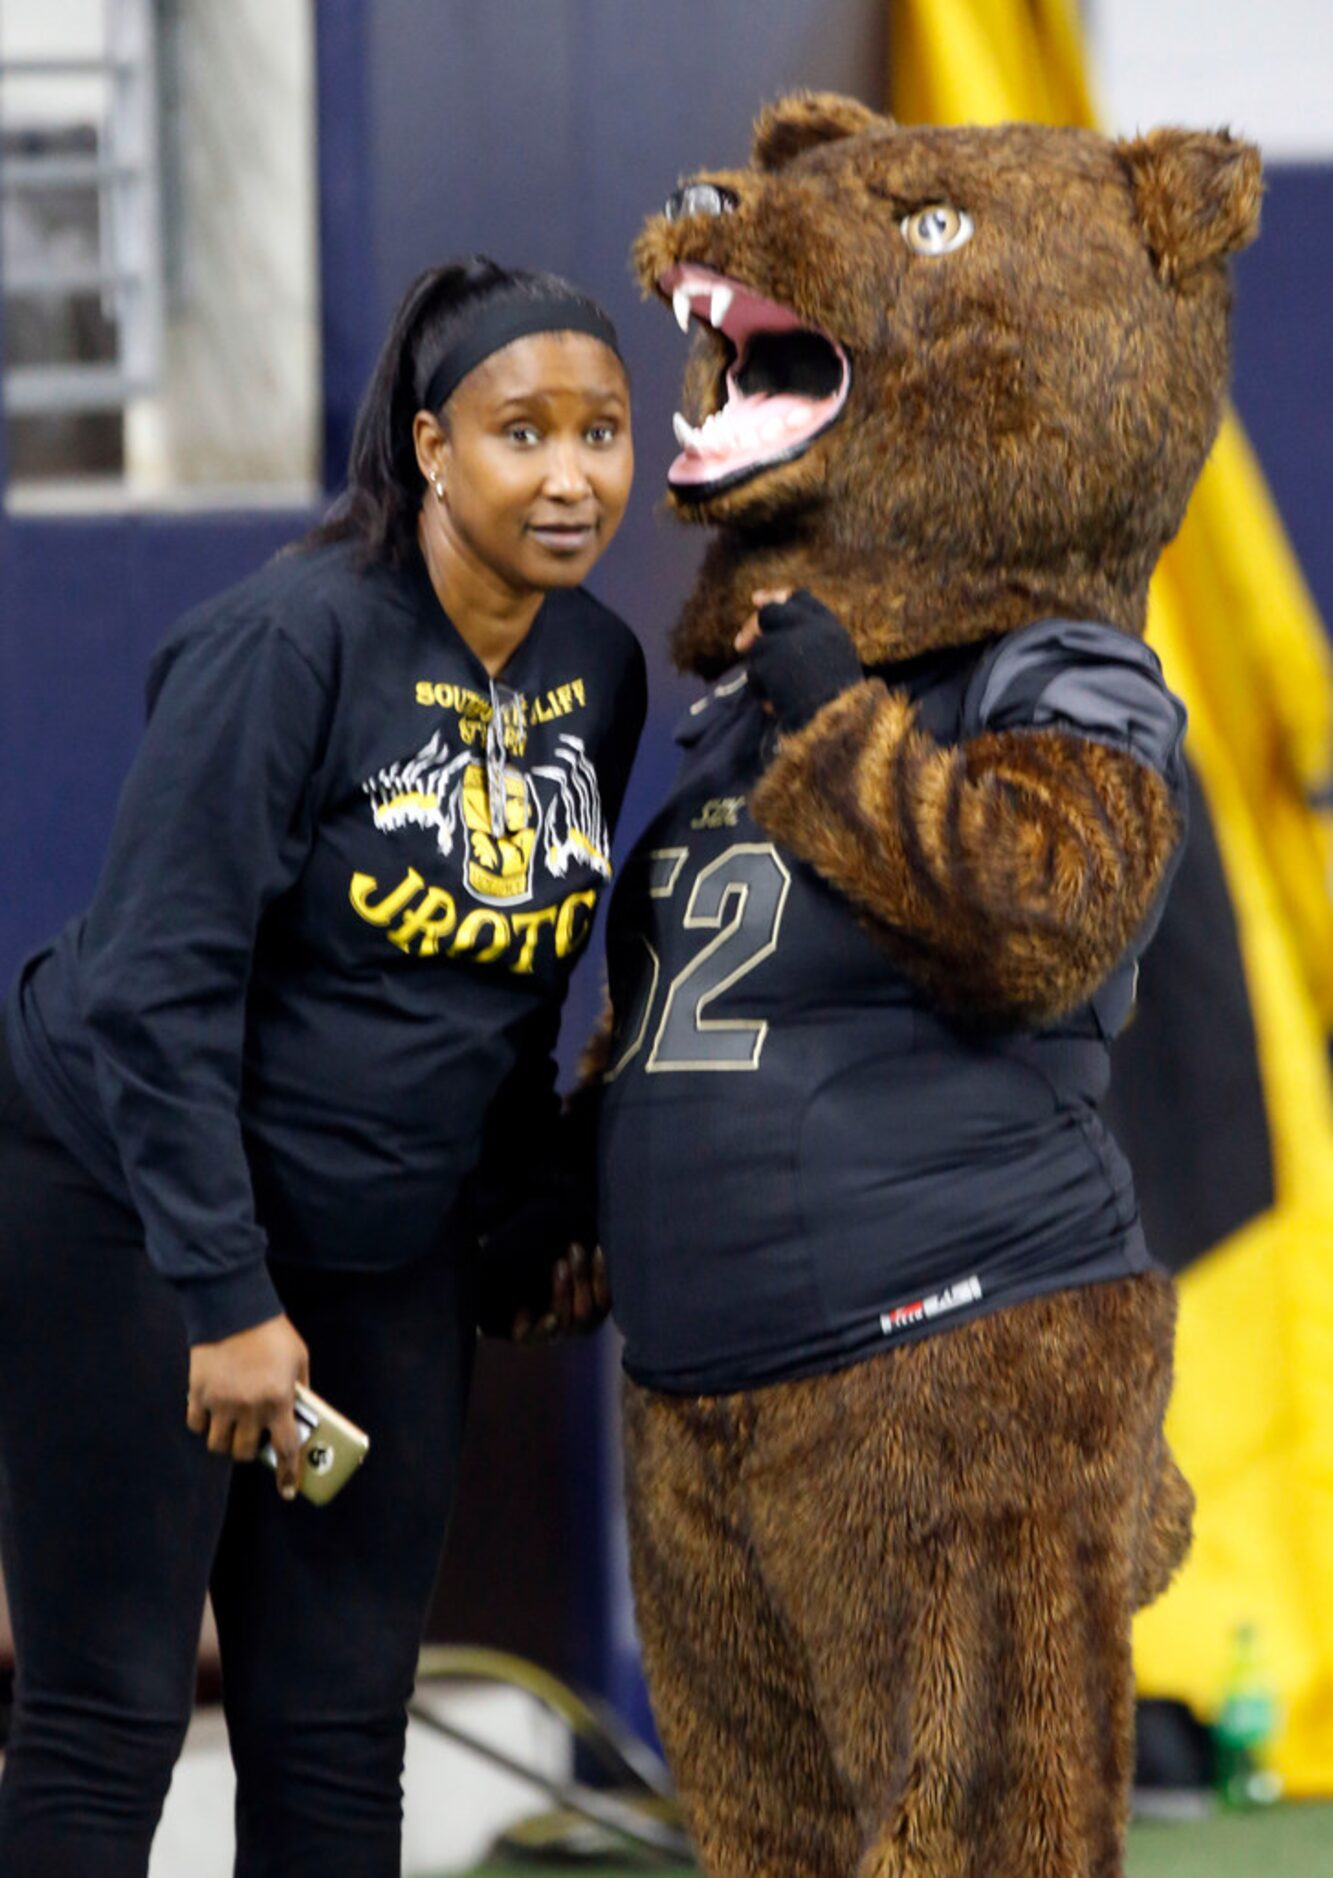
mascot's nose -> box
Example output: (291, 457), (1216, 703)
(664, 181), (739, 221)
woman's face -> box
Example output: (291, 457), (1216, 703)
(420, 331), (633, 598)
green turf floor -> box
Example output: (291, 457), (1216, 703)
(1126, 1801), (1332, 1875)
(451, 1800), (1333, 1877)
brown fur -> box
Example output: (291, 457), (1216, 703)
(749, 682), (1180, 1023)
(615, 93), (1255, 1876)
(627, 1277), (1192, 1878)
(633, 105), (1260, 674)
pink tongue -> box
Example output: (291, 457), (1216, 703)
(669, 385), (843, 487)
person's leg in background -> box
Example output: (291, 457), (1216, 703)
(0, 1039), (230, 1878)
(210, 1249), (479, 1878)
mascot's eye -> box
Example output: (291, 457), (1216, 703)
(664, 182), (739, 221)
(901, 204), (973, 256)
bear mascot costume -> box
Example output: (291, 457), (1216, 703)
(589, 94), (1262, 1876)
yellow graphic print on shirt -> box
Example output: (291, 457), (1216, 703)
(415, 675), (587, 732)
(359, 725), (612, 913)
(461, 762), (538, 903)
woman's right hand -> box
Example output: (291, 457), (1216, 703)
(187, 1314), (310, 1499)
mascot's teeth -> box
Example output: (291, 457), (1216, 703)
(669, 280), (735, 334)
(672, 389), (824, 469)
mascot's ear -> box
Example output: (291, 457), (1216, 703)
(1119, 128), (1262, 285)
(751, 90), (886, 172)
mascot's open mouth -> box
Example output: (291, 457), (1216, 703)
(659, 263), (850, 495)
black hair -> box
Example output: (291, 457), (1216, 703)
(307, 256), (622, 566)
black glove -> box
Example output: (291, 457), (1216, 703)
(475, 1187), (582, 1339)
(746, 590), (864, 731)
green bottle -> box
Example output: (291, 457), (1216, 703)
(1212, 1621), (1282, 1808)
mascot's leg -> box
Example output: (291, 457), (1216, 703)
(741, 1273), (1190, 1878)
(1133, 1431), (1194, 1612)
(622, 1379), (862, 1878)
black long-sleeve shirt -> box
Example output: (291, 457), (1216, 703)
(6, 540), (645, 1344)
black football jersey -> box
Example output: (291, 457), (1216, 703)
(598, 619), (1186, 1394)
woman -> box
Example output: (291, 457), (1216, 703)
(0, 256), (642, 1877)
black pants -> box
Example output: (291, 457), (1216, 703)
(0, 1035), (478, 1877)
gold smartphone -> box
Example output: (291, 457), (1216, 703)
(258, 1382), (370, 1506)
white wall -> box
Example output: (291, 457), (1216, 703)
(1087, 0), (1333, 162)
(130, 0), (320, 491)
(0, 0), (103, 127)
(0, 0), (320, 497)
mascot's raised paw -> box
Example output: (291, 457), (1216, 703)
(742, 589), (865, 729)
(595, 91), (1260, 1878)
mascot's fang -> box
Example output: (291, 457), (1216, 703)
(659, 261), (850, 491)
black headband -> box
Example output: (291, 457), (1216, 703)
(421, 295), (622, 414)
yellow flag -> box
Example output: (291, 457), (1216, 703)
(889, 0), (1333, 1793)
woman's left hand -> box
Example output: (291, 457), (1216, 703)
(511, 1242), (611, 1344)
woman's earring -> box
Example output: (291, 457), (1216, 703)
(431, 474), (445, 502)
